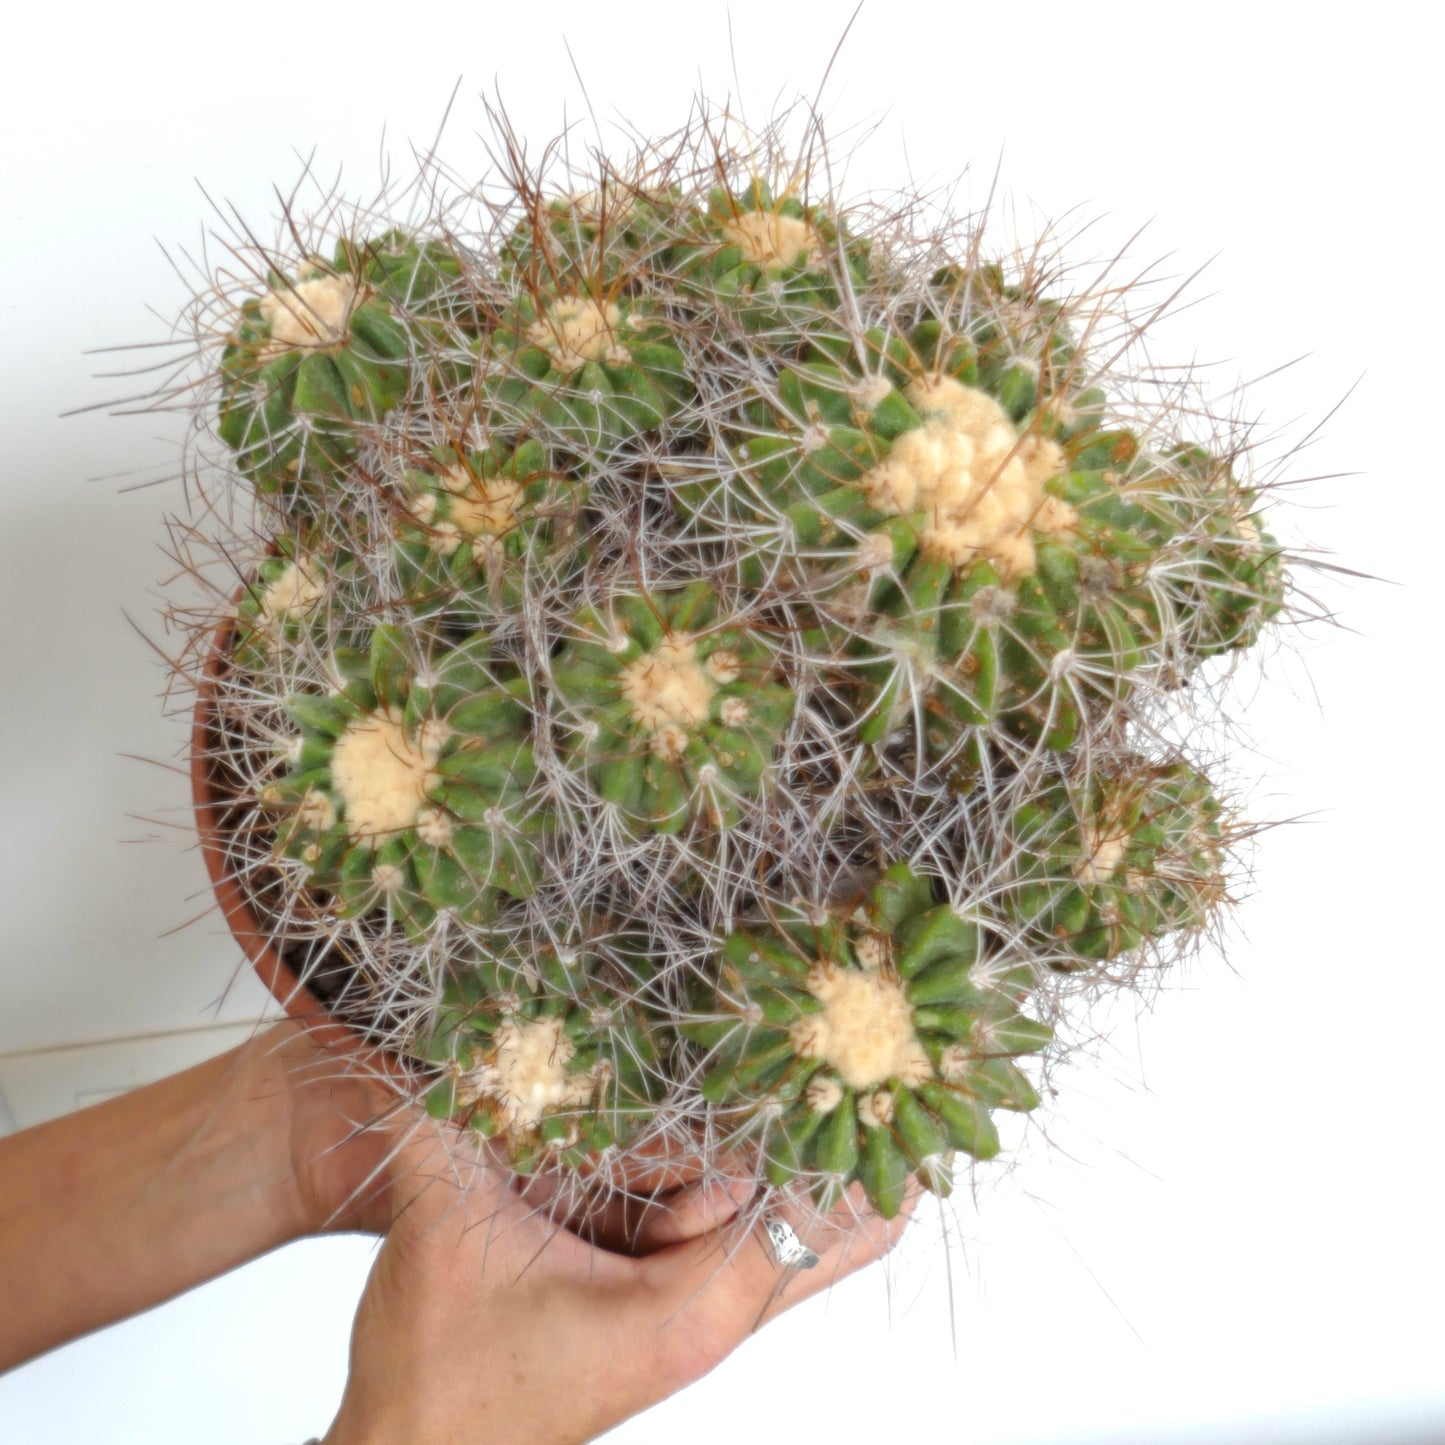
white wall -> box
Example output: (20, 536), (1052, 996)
(2, 2), (1440, 1441)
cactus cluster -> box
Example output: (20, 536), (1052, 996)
(176, 114), (1292, 1222)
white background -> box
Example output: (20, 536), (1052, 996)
(1, 2), (1441, 1441)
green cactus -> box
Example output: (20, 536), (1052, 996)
(497, 185), (685, 288)
(418, 940), (662, 1171)
(1000, 758), (1228, 967)
(231, 531), (337, 671)
(485, 287), (692, 448)
(174, 115), (1302, 1222)
(714, 353), (1175, 754)
(684, 864), (1049, 1217)
(218, 231), (470, 495)
(263, 624), (543, 939)
(673, 179), (871, 338)
(393, 437), (564, 614)
(551, 581), (795, 833)
(1159, 444), (1288, 660)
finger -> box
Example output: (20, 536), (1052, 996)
(638, 1177), (919, 1343)
(750, 1179), (921, 1325)
(630, 1174), (755, 1251)
(511, 1166), (753, 1255)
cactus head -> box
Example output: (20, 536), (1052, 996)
(218, 232), (473, 497)
(419, 938), (662, 1172)
(263, 624), (542, 938)
(686, 865), (1051, 1218)
(1000, 758), (1229, 968)
(552, 582), (795, 833)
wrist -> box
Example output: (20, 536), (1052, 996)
(250, 1019), (400, 1236)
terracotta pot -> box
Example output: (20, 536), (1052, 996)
(190, 609), (706, 1193)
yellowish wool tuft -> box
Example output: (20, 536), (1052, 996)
(527, 295), (631, 373)
(856, 378), (1073, 580)
(414, 806), (453, 849)
(619, 634), (717, 734)
(858, 1089), (896, 1128)
(330, 709), (440, 842)
(260, 559), (325, 625)
(1073, 825), (1128, 886)
(417, 719), (452, 761)
(790, 964), (931, 1091)
(440, 464), (524, 543)
(722, 210), (821, 271)
(855, 532), (895, 575)
(850, 374), (895, 413)
(462, 1014), (594, 1136)
(804, 1074), (844, 1114)
(652, 723), (691, 763)
(258, 273), (360, 351)
(706, 649), (742, 684)
(426, 522), (463, 557)
(296, 789), (336, 833)
(853, 931), (890, 971)
(938, 1043), (973, 1082)
(371, 863), (404, 895)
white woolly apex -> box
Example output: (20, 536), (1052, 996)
(409, 492), (439, 524)
(858, 1089), (896, 1128)
(258, 272), (361, 351)
(1073, 823), (1129, 887)
(722, 209), (822, 271)
(441, 464), (525, 542)
(790, 963), (932, 1091)
(460, 1014), (595, 1136)
(620, 634), (718, 734)
(804, 1073), (845, 1115)
(856, 377), (1074, 581)
(260, 559), (325, 625)
(330, 709), (441, 842)
(527, 295), (631, 373)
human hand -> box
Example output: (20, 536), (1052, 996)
(255, 1019), (403, 1236)
(322, 1125), (911, 1445)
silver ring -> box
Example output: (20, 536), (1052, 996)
(763, 1213), (819, 1269)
